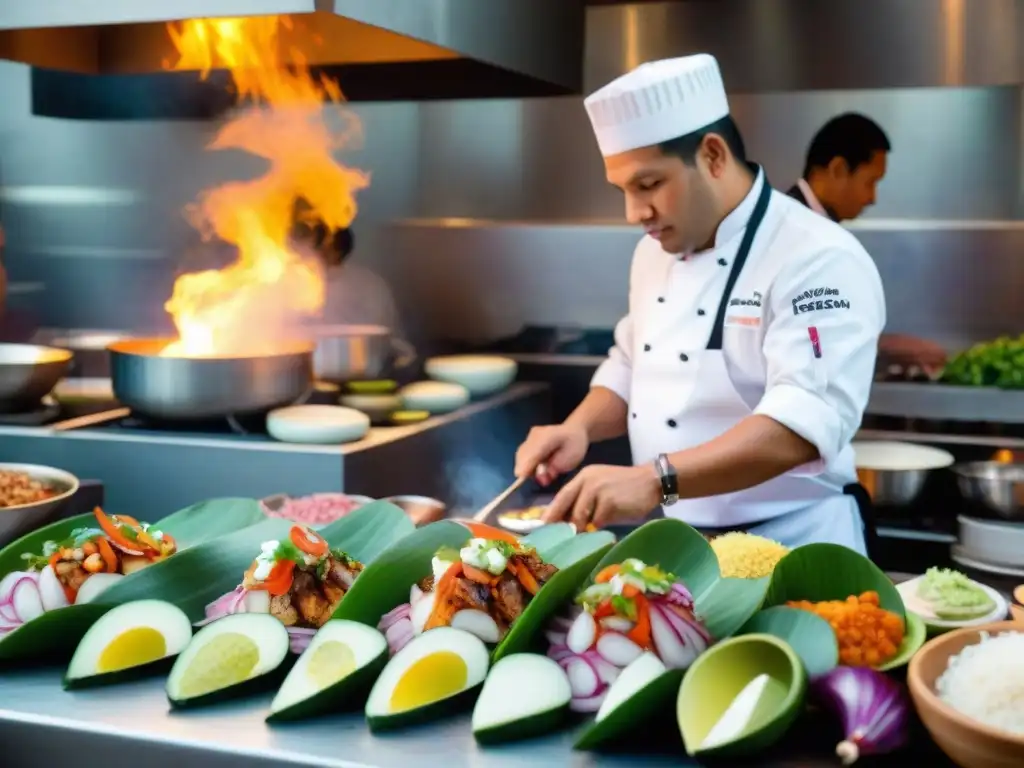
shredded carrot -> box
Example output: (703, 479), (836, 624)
(627, 594), (652, 648)
(425, 562), (464, 630)
(454, 521), (520, 545)
(511, 560), (540, 595)
(595, 565), (620, 584)
(621, 583), (640, 599)
(95, 537), (118, 573)
(787, 591), (905, 667)
(462, 564), (496, 585)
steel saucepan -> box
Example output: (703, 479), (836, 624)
(109, 338), (314, 420)
(308, 324), (416, 383)
(953, 461), (1024, 521)
(0, 343), (73, 410)
(853, 440), (955, 506)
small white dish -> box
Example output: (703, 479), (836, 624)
(852, 441), (955, 470)
(339, 393), (403, 422)
(896, 574), (1009, 633)
(399, 381), (470, 414)
(52, 377), (114, 401)
(267, 405), (370, 445)
(424, 355), (517, 396)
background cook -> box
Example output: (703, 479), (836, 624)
(514, 54), (886, 555)
(788, 112), (947, 374)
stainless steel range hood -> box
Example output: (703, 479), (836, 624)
(0, 1), (585, 119)
(586, 0), (1024, 93)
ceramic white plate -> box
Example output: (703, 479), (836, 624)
(339, 394), (403, 421)
(852, 440), (955, 470)
(896, 574), (1009, 632)
(399, 380), (470, 414)
(266, 405), (370, 445)
(424, 355), (517, 396)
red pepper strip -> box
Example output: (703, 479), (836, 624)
(290, 526), (328, 558)
(453, 521), (520, 545)
(593, 600), (616, 620)
(92, 508), (149, 554)
(424, 562), (464, 630)
(250, 560), (295, 596)
(627, 594), (652, 649)
(95, 538), (119, 573)
(48, 552), (78, 604)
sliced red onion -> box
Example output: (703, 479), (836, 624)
(649, 603), (700, 670)
(545, 629), (567, 646)
(658, 600), (714, 646)
(547, 644), (574, 663)
(570, 694), (606, 713)
(596, 632), (643, 667)
(196, 586), (249, 626)
(583, 650), (621, 686)
(812, 667), (909, 764)
(567, 611), (597, 654)
(288, 627), (317, 655)
(384, 619), (415, 655)
(378, 603), (412, 632)
(9, 575), (43, 624)
(599, 616), (635, 633)
(565, 657), (601, 699)
(665, 582), (696, 610)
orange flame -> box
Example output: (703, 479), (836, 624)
(162, 16), (369, 357)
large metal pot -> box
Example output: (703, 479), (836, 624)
(852, 440), (955, 506)
(953, 461), (1024, 521)
(0, 343), (73, 410)
(309, 324), (415, 383)
(109, 338), (314, 420)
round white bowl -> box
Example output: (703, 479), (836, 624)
(423, 355), (517, 396)
(267, 405), (370, 445)
(399, 380), (470, 414)
(0, 463), (80, 548)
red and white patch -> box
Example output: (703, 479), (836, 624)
(808, 326), (822, 358)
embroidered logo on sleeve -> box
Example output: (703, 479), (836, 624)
(791, 287), (850, 315)
(808, 326), (822, 358)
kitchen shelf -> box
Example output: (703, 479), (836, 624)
(867, 382), (1024, 424)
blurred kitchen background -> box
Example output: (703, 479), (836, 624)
(1, 0), (1022, 352)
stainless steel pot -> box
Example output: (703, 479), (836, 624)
(109, 338), (314, 420)
(309, 324), (415, 383)
(953, 461), (1024, 521)
(856, 467), (933, 506)
(0, 343), (73, 410)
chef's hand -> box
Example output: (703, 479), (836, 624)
(542, 464), (661, 529)
(514, 423), (589, 487)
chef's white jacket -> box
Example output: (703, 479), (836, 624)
(591, 171), (886, 538)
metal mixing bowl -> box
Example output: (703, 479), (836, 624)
(383, 495), (447, 526)
(856, 467), (935, 506)
(0, 463), (80, 548)
(0, 343), (73, 410)
(953, 461), (1024, 520)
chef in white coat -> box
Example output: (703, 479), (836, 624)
(514, 54), (886, 555)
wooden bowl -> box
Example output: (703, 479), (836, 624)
(908, 620), (1024, 768)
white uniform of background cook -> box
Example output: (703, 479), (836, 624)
(585, 55), (886, 554)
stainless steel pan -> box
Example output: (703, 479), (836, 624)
(953, 461), (1024, 521)
(109, 338), (314, 420)
(0, 343), (73, 410)
(309, 324), (415, 383)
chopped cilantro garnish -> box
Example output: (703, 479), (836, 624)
(611, 595), (637, 620)
(274, 540), (305, 565)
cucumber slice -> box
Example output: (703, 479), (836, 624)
(472, 653), (571, 745)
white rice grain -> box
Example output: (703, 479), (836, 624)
(936, 631), (1024, 736)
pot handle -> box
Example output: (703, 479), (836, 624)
(391, 337), (417, 370)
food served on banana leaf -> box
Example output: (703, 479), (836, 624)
(545, 559), (713, 712)
(0, 507), (177, 636)
(200, 524), (363, 654)
(710, 532), (789, 579)
(378, 536), (559, 654)
(787, 591), (904, 667)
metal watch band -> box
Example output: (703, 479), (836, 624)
(654, 453), (679, 506)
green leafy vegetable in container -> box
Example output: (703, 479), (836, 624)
(941, 333), (1024, 389)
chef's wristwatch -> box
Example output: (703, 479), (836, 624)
(654, 453), (679, 506)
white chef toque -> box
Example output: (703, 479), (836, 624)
(584, 54), (730, 158)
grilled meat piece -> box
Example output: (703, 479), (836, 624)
(491, 572), (527, 624)
(55, 559), (91, 594)
(515, 551), (558, 585)
(452, 577), (490, 612)
(267, 555), (354, 629)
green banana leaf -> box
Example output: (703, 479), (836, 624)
(0, 498), (272, 661)
(586, 519), (769, 641)
(330, 521), (615, 661)
(737, 606), (839, 678)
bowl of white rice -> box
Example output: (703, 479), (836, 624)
(909, 620), (1024, 768)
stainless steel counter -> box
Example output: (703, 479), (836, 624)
(0, 667), (677, 768)
(0, 383), (552, 516)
